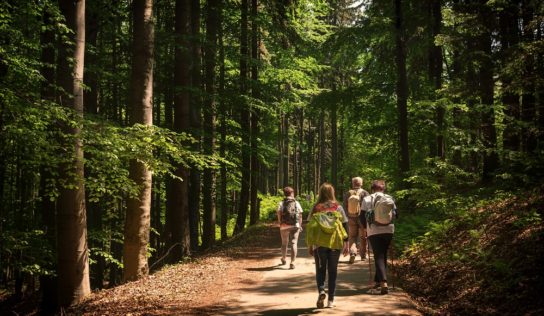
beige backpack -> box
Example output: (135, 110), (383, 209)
(347, 189), (363, 217)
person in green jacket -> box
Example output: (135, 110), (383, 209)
(307, 183), (349, 309)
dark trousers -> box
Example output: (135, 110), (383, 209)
(314, 247), (341, 301)
(368, 233), (393, 283)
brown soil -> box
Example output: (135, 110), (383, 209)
(69, 224), (281, 315)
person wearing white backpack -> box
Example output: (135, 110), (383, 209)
(361, 180), (397, 295)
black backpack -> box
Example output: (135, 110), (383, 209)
(281, 198), (298, 226)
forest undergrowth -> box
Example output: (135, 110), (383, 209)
(397, 186), (544, 315)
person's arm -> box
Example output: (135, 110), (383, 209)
(337, 206), (350, 256)
(296, 201), (303, 229)
(276, 202), (282, 225)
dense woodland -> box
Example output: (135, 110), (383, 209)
(0, 0), (543, 313)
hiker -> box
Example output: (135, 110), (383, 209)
(276, 186), (303, 269)
(306, 183), (349, 308)
(343, 177), (370, 263)
(362, 180), (397, 295)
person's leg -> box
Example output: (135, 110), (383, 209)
(348, 218), (358, 261)
(314, 247), (328, 308)
(369, 234), (392, 284)
(327, 248), (341, 302)
(314, 247), (328, 293)
(280, 229), (290, 264)
(289, 227), (300, 265)
(359, 223), (367, 258)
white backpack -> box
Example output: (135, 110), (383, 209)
(347, 189), (363, 217)
(368, 193), (395, 225)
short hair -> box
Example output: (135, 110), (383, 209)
(283, 186), (294, 197)
(371, 180), (386, 192)
(352, 177), (363, 188)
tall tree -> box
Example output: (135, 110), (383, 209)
(202, 0), (220, 248)
(235, 0), (250, 234)
(188, 0), (202, 251)
(249, 0), (259, 225)
(123, 0), (154, 281)
(394, 0), (410, 178)
(56, 0), (91, 306)
(167, 0), (191, 261)
(478, 1), (499, 182)
(430, 0), (444, 159)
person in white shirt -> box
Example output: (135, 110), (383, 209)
(276, 186), (303, 269)
(361, 180), (397, 295)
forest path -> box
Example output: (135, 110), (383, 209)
(216, 227), (420, 316)
(71, 224), (420, 315)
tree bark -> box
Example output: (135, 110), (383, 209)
(331, 103), (338, 189)
(431, 0), (444, 159)
(56, 0), (91, 306)
(394, 0), (410, 179)
(201, 0), (220, 248)
(123, 0), (154, 282)
(219, 27), (228, 240)
(167, 0), (192, 261)
(282, 113), (290, 187)
(235, 0), (250, 234)
(189, 0), (202, 251)
(249, 0), (259, 225)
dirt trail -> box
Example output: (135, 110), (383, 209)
(217, 228), (421, 316)
(69, 224), (420, 315)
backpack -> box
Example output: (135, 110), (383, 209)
(365, 193), (395, 226)
(347, 189), (363, 217)
(306, 210), (347, 250)
(280, 198), (298, 226)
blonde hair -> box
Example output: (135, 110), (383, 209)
(317, 183), (336, 204)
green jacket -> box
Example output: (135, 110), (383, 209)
(306, 211), (347, 250)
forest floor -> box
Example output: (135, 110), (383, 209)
(69, 223), (420, 316)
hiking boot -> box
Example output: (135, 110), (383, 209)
(280, 258), (286, 265)
(316, 291), (326, 308)
(349, 254), (356, 264)
(381, 282), (388, 295)
(289, 263), (295, 269)
(327, 300), (335, 308)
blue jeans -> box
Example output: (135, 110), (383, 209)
(314, 247), (341, 301)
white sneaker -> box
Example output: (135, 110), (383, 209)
(327, 300), (335, 308)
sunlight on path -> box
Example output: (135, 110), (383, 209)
(219, 230), (420, 316)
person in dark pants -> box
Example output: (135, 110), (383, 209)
(307, 183), (349, 308)
(361, 180), (397, 295)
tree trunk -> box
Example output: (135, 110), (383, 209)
(331, 103), (338, 189)
(235, 0), (250, 234)
(123, 0), (154, 282)
(189, 0), (202, 251)
(218, 20), (228, 241)
(431, 0), (444, 159)
(56, 0), (91, 306)
(500, 2), (521, 152)
(394, 0), (410, 179)
(249, 0), (259, 225)
(478, 3), (498, 183)
(201, 0), (220, 248)
(318, 110), (326, 185)
(282, 113), (289, 187)
(167, 0), (192, 262)
(521, 0), (537, 153)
